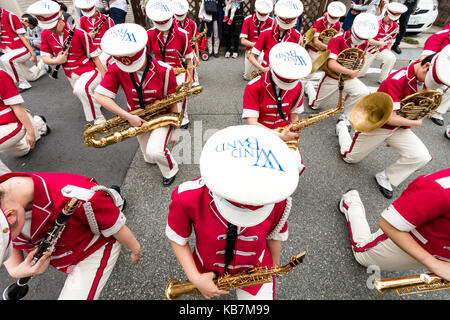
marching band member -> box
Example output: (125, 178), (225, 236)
(0, 171), (141, 300)
(304, 1), (346, 100)
(166, 125), (300, 300)
(94, 23), (180, 187)
(172, 0), (200, 87)
(145, 0), (194, 130)
(307, 1), (346, 62)
(338, 168), (450, 282)
(0, 70), (50, 159)
(309, 12), (379, 118)
(240, 0), (274, 81)
(335, 52), (450, 199)
(74, 0), (115, 70)
(359, 2), (408, 84)
(243, 42), (312, 175)
(420, 30), (450, 126)
(0, 7), (48, 93)
(27, 0), (107, 125)
(248, 0), (303, 75)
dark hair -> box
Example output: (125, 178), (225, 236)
(421, 53), (436, 65)
(22, 14), (39, 27)
(53, 1), (68, 12)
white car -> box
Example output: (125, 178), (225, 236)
(406, 0), (439, 33)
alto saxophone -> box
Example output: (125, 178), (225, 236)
(373, 273), (450, 297)
(277, 75), (345, 149)
(165, 251), (306, 300)
(84, 85), (203, 148)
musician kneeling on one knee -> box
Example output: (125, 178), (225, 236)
(166, 125), (300, 300)
(0, 172), (141, 300)
(338, 168), (450, 283)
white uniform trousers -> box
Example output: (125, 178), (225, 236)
(136, 125), (179, 179)
(340, 191), (425, 270)
(0, 160), (11, 175)
(435, 87), (450, 115)
(0, 47), (47, 84)
(337, 126), (431, 187)
(68, 69), (105, 123)
(243, 51), (264, 81)
(0, 113), (47, 157)
(311, 75), (369, 117)
(359, 49), (397, 83)
(236, 282), (274, 300)
(58, 240), (121, 300)
(177, 72), (189, 126)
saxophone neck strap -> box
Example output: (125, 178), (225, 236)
(223, 221), (238, 275)
(158, 24), (174, 62)
(129, 53), (152, 109)
(268, 71), (291, 124)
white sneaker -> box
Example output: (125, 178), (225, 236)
(225, 51), (231, 58)
(232, 52), (238, 59)
(18, 80), (32, 90)
(375, 171), (393, 192)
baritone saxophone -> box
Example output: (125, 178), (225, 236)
(165, 251), (306, 300)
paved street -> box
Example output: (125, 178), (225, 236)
(0, 28), (449, 301)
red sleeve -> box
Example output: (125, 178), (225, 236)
(327, 36), (341, 57)
(253, 30), (267, 53)
(242, 80), (261, 116)
(10, 13), (25, 34)
(377, 69), (407, 109)
(0, 71), (21, 103)
(240, 17), (250, 38)
(96, 65), (121, 97)
(166, 187), (193, 244)
(39, 30), (53, 56)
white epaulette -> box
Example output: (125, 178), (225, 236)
(178, 178), (205, 194)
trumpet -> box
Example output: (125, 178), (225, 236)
(373, 273), (450, 297)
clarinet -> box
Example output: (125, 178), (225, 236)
(2, 198), (80, 301)
(92, 14), (109, 33)
(50, 25), (77, 80)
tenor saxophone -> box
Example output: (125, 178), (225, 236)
(373, 273), (450, 297)
(84, 85), (202, 148)
(165, 251), (306, 300)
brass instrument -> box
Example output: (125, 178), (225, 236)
(373, 273), (450, 297)
(278, 75), (345, 149)
(320, 47), (366, 80)
(350, 92), (393, 132)
(191, 22), (207, 46)
(165, 251), (306, 300)
(301, 27), (316, 48)
(251, 69), (265, 79)
(397, 89), (442, 120)
(308, 28), (339, 51)
(84, 85), (203, 148)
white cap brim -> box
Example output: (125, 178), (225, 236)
(212, 193), (274, 227)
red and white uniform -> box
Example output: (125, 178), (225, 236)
(339, 168), (450, 270)
(40, 21), (104, 122)
(0, 8), (47, 85)
(78, 12), (114, 68)
(337, 61), (432, 188)
(421, 28), (450, 57)
(360, 18), (398, 82)
(242, 72), (305, 174)
(147, 24), (193, 126)
(240, 13), (274, 80)
(310, 30), (369, 115)
(166, 177), (289, 297)
(251, 24), (302, 68)
(173, 18), (199, 85)
(95, 58), (179, 179)
(307, 15), (341, 56)
(3, 172), (125, 300)
(0, 70), (47, 157)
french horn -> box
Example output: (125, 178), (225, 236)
(350, 92), (394, 132)
(308, 28), (338, 51)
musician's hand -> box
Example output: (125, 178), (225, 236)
(28, 249), (52, 276)
(8, 248), (51, 278)
(191, 272), (229, 299)
(170, 129), (178, 148)
(348, 69), (359, 79)
(410, 118), (424, 128)
(88, 31), (98, 39)
(31, 53), (38, 66)
(55, 50), (68, 64)
(261, 66), (270, 73)
(126, 114), (145, 127)
(26, 131), (36, 149)
(276, 125), (299, 142)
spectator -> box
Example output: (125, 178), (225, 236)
(342, 0), (383, 31)
(391, 0), (418, 54)
(223, 0), (243, 58)
(20, 14), (42, 54)
(109, 0), (129, 24)
(203, 0), (224, 57)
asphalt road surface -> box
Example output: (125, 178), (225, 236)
(0, 46), (449, 302)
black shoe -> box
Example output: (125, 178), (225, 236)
(392, 45), (401, 54)
(213, 53), (219, 58)
(163, 175), (176, 186)
(179, 122), (189, 130)
(378, 186), (393, 199)
(38, 115), (51, 136)
(430, 117), (444, 126)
